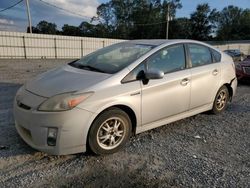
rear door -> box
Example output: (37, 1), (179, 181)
(187, 43), (221, 109)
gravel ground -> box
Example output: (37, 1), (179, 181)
(0, 59), (249, 187)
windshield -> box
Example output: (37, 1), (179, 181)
(69, 42), (154, 74)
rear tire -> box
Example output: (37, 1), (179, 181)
(88, 108), (132, 155)
(211, 86), (229, 114)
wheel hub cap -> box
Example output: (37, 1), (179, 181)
(97, 117), (126, 150)
(216, 90), (227, 110)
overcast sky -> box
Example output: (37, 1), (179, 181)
(0, 0), (249, 32)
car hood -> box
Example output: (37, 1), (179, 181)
(239, 60), (250, 67)
(25, 65), (111, 97)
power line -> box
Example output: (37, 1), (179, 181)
(134, 20), (168, 26)
(0, 0), (23, 13)
(35, 0), (174, 27)
(36, 0), (167, 26)
(36, 0), (91, 20)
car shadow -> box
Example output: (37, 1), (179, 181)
(238, 79), (250, 85)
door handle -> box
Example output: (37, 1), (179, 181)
(212, 69), (219, 76)
(130, 91), (141, 96)
(180, 78), (189, 86)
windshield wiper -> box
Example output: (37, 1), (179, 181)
(76, 64), (107, 73)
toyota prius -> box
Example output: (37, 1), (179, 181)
(14, 40), (237, 155)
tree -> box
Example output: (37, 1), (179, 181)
(61, 24), (81, 36)
(128, 0), (164, 39)
(26, 3), (250, 41)
(169, 17), (191, 39)
(238, 9), (250, 40)
(79, 21), (95, 36)
(217, 6), (250, 40)
(92, 2), (115, 28)
(35, 20), (58, 34)
(189, 4), (219, 41)
(92, 0), (182, 39)
(26, 26), (40, 33)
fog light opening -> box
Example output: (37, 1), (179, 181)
(47, 128), (58, 146)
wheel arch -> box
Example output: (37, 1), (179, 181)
(223, 83), (233, 101)
(112, 105), (137, 135)
(85, 104), (138, 151)
(218, 75), (236, 102)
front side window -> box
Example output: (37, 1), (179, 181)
(146, 44), (186, 74)
(188, 44), (212, 67)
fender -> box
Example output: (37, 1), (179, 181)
(80, 99), (141, 147)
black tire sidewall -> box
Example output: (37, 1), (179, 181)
(88, 108), (132, 155)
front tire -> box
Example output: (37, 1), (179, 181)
(88, 108), (132, 155)
(211, 86), (229, 114)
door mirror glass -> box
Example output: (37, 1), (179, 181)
(145, 69), (164, 80)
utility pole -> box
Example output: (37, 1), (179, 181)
(25, 0), (32, 33)
(166, 3), (170, 39)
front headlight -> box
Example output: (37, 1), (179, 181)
(38, 92), (93, 111)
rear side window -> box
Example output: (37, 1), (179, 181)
(211, 49), (221, 63)
(188, 44), (212, 67)
(147, 44), (186, 74)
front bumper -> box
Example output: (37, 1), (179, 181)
(14, 88), (94, 155)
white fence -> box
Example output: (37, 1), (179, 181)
(0, 31), (249, 59)
(0, 31), (124, 59)
(213, 43), (250, 55)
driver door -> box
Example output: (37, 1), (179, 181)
(141, 44), (191, 125)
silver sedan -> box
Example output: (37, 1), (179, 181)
(14, 40), (237, 155)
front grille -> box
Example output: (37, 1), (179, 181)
(17, 102), (31, 110)
(243, 67), (250, 75)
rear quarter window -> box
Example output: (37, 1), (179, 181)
(211, 49), (221, 63)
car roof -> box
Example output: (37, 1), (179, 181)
(127, 39), (198, 46)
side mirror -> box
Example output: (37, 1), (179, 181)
(144, 69), (164, 80)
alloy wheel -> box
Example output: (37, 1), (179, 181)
(96, 117), (126, 150)
(216, 90), (227, 110)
